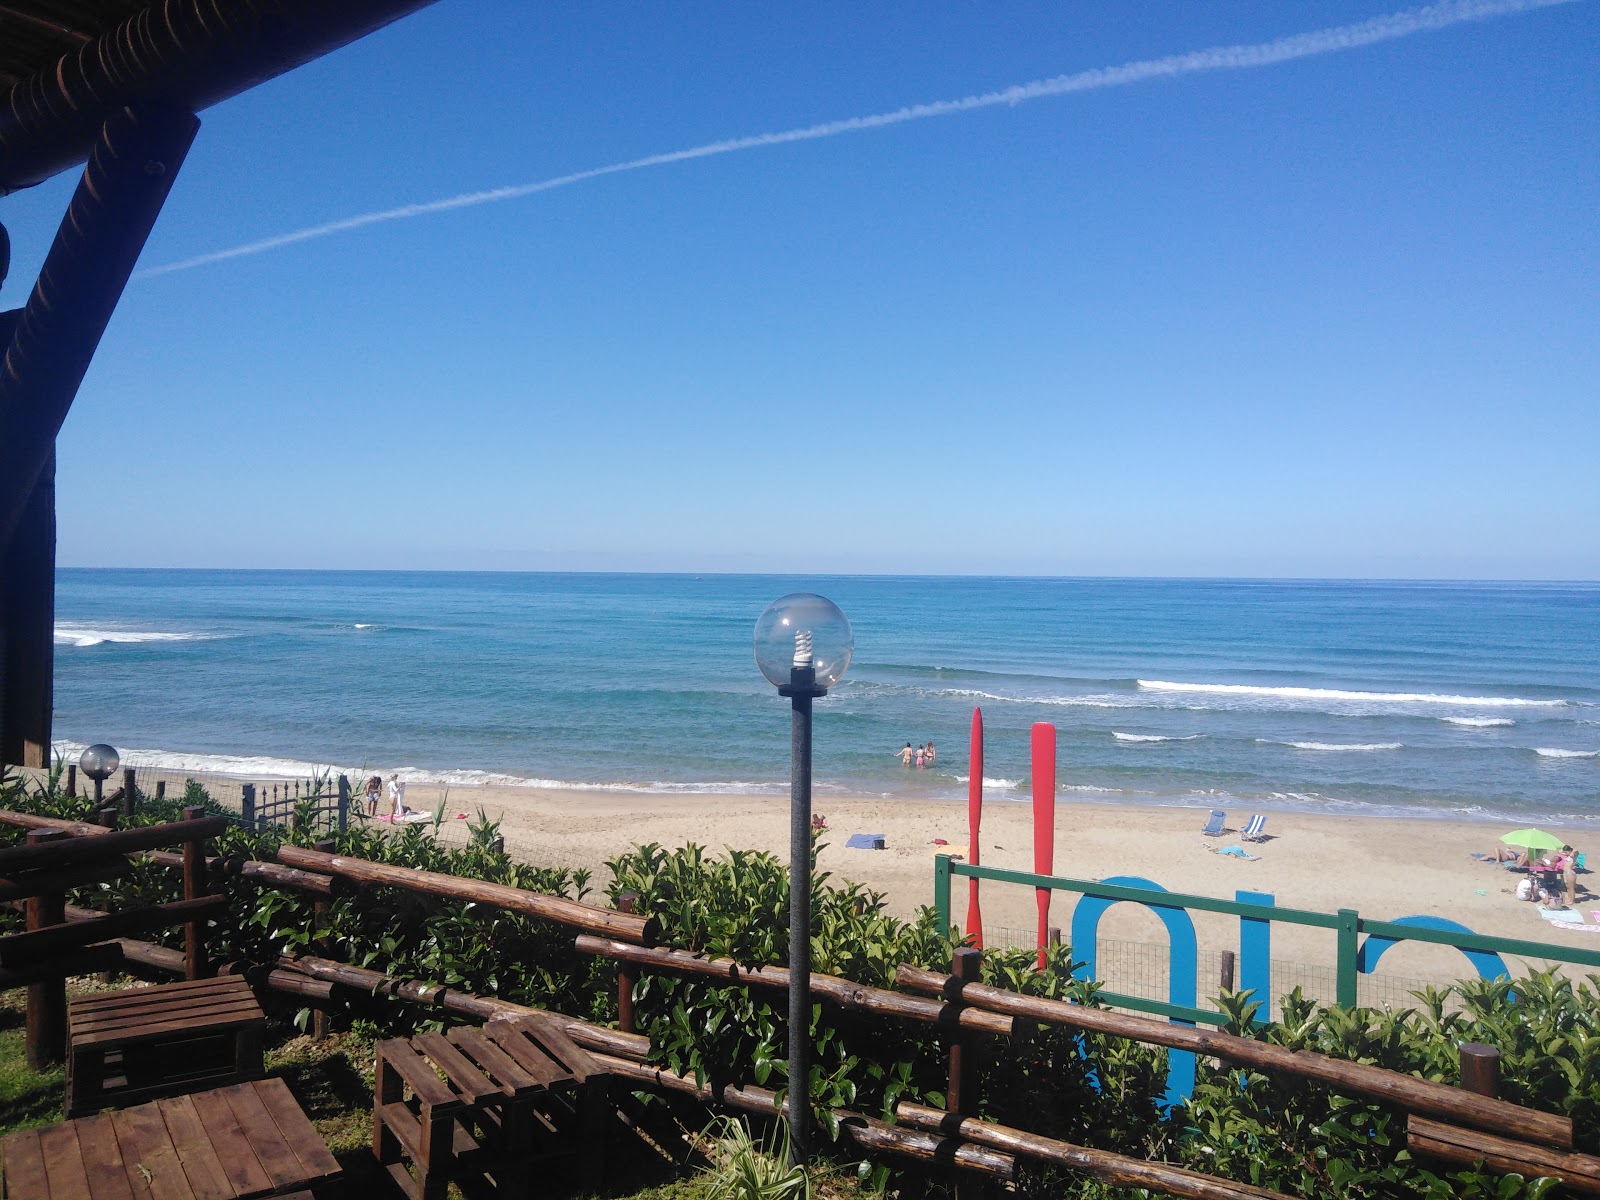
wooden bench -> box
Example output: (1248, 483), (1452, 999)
(67, 975), (266, 1116)
(373, 1011), (609, 1200)
(1, 1077), (341, 1199)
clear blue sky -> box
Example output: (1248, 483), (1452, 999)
(4, 0), (1596, 578)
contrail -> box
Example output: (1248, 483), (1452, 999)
(142, 0), (1575, 278)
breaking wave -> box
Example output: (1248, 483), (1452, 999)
(1138, 680), (1562, 707)
(54, 625), (218, 648)
(1269, 740), (1406, 752)
(1534, 748), (1599, 759)
(1441, 717), (1516, 727)
(1113, 732), (1202, 743)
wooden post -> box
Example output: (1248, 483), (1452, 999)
(490, 836), (505, 856)
(25, 828), (69, 1068)
(120, 766), (137, 820)
(336, 774), (350, 833)
(1460, 1043), (1500, 1098)
(65, 764), (77, 796)
(0, 443), (53, 769)
(182, 805), (208, 980)
(310, 838), (335, 1040)
(1219, 950), (1236, 993)
(946, 947), (982, 1116)
(617, 893), (640, 1034)
(155, 780), (165, 800)
(94, 806), (118, 829)
(241, 783), (255, 831)
(1047, 926), (1061, 949)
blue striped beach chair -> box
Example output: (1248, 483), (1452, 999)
(1242, 814), (1268, 842)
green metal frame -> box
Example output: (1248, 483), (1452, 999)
(934, 856), (1600, 1024)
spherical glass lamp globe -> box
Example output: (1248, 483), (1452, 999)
(754, 593), (853, 689)
(79, 743), (120, 782)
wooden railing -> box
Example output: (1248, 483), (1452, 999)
(5, 819), (1596, 1197)
(0, 808), (221, 1068)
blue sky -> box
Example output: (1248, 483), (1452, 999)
(4, 0), (1596, 578)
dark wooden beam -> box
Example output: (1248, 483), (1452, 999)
(0, 440), (53, 768)
(0, 0), (440, 192)
(0, 104), (199, 559)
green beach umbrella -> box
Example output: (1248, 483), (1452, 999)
(1501, 828), (1564, 852)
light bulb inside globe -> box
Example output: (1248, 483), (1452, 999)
(79, 743), (120, 782)
(754, 593), (853, 689)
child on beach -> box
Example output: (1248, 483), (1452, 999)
(915, 745), (925, 768)
(365, 775), (382, 815)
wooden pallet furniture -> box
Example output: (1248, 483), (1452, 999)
(372, 1011), (609, 1200)
(66, 975), (266, 1117)
(1, 1077), (341, 1199)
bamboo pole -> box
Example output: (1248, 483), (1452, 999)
(896, 1102), (1290, 1200)
(594, 1054), (1016, 1180)
(895, 965), (1573, 1150)
(1409, 1116), (1600, 1196)
(576, 936), (1012, 1037)
(276, 846), (654, 943)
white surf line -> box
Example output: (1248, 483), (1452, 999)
(141, 0), (1576, 278)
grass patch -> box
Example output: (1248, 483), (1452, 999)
(0, 989), (64, 1137)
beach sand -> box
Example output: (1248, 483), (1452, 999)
(395, 784), (1595, 992)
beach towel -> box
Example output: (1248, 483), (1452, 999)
(1557, 923), (1600, 933)
(1538, 906), (1583, 923)
(846, 833), (886, 850)
(1215, 845), (1259, 861)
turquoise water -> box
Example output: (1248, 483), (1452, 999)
(48, 571), (1600, 824)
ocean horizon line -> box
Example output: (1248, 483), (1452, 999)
(52, 566), (1600, 586)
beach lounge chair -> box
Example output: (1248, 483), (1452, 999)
(1201, 810), (1226, 838)
(1242, 814), (1268, 842)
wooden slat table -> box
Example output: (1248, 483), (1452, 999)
(1, 1077), (340, 1199)
(67, 976), (266, 1116)
(373, 1011), (609, 1200)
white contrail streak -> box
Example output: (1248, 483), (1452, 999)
(142, 0), (1575, 278)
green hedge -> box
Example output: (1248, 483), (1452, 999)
(2, 765), (1591, 1199)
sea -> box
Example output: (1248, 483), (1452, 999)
(46, 571), (1600, 827)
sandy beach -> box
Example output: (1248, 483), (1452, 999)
(383, 783), (1596, 993)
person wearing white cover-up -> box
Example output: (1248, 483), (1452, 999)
(387, 774), (406, 819)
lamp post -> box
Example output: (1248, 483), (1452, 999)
(78, 743), (120, 804)
(754, 593), (852, 1166)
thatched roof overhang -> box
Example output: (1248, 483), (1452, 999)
(0, 0), (439, 192)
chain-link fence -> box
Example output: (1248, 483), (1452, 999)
(981, 923), (1467, 1020)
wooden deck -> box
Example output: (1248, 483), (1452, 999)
(2, 1077), (340, 1198)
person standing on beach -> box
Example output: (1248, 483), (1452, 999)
(899, 743), (914, 766)
(387, 774), (405, 819)
(364, 775), (382, 816)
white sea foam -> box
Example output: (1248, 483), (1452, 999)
(48, 740), (795, 795)
(53, 625), (216, 648)
(953, 775), (1022, 788)
(1272, 740), (1405, 752)
(51, 741), (346, 779)
(1112, 732), (1201, 743)
(1534, 748), (1600, 759)
(932, 688), (1133, 709)
(1138, 679), (1561, 707)
(1441, 717), (1516, 727)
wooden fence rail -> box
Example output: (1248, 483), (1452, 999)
(276, 845), (656, 944)
(895, 963), (1573, 1150)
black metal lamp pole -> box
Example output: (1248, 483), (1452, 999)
(779, 660), (825, 1165)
